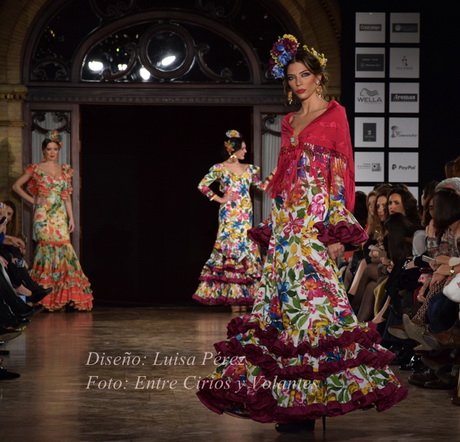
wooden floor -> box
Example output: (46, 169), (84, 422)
(1, 307), (459, 442)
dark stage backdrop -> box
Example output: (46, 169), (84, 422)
(80, 105), (252, 306)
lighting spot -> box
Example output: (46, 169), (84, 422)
(140, 67), (151, 80)
(161, 55), (176, 67)
(88, 61), (103, 72)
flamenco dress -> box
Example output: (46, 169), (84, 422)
(196, 101), (408, 423)
(193, 164), (270, 306)
(25, 164), (93, 311)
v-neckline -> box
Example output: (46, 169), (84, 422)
(37, 165), (63, 180)
(222, 164), (249, 176)
(288, 101), (331, 140)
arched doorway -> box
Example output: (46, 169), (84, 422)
(16, 0), (342, 305)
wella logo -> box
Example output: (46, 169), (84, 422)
(357, 88), (382, 103)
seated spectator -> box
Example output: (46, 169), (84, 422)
(0, 200), (51, 304)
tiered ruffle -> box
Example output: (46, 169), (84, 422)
(197, 314), (408, 423)
(30, 241), (93, 311)
(193, 248), (261, 306)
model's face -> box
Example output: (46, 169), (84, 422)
(43, 142), (60, 161)
(376, 196), (388, 221)
(286, 62), (320, 101)
(235, 142), (247, 160)
(388, 193), (405, 215)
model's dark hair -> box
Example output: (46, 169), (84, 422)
(432, 187), (460, 235)
(222, 137), (244, 160)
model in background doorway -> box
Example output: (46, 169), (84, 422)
(193, 130), (274, 312)
(12, 130), (93, 312)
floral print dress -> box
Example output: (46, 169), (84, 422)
(25, 164), (93, 311)
(193, 164), (271, 306)
(196, 101), (408, 422)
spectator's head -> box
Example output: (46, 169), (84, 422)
(384, 213), (417, 263)
(432, 187), (460, 235)
(2, 200), (18, 236)
(436, 177), (460, 194)
(387, 186), (421, 226)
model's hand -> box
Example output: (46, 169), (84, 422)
(221, 192), (239, 203)
(68, 219), (75, 233)
(35, 197), (48, 205)
(328, 242), (344, 260)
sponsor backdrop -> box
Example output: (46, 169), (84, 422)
(351, 11), (420, 199)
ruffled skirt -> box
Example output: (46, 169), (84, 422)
(30, 242), (93, 311)
(197, 313), (408, 422)
(193, 247), (262, 306)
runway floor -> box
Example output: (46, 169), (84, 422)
(1, 306), (459, 441)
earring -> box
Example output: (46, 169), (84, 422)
(287, 90), (293, 105)
(316, 82), (323, 98)
(229, 154), (237, 163)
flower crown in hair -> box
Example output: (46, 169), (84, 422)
(269, 34), (327, 79)
(225, 129), (242, 139)
(46, 129), (63, 146)
(224, 129), (242, 154)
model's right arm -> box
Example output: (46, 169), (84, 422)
(12, 172), (35, 205)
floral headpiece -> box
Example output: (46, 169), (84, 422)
(46, 129), (63, 146)
(224, 129), (242, 154)
(269, 34), (327, 79)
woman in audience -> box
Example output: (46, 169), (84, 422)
(349, 185), (392, 320)
(0, 200), (51, 303)
(402, 187), (460, 341)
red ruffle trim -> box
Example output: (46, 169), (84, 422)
(192, 294), (254, 306)
(248, 224), (272, 249)
(197, 379), (408, 423)
(216, 317), (394, 380)
(196, 315), (408, 422)
(314, 221), (369, 246)
(199, 274), (255, 284)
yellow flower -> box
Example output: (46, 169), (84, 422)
(302, 45), (327, 67)
(349, 382), (359, 395)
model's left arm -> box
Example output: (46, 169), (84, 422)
(250, 165), (277, 192)
(62, 165), (75, 233)
(314, 108), (368, 252)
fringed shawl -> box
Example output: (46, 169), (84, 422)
(268, 100), (356, 212)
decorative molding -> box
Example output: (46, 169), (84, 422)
(89, 0), (136, 20)
(0, 120), (25, 127)
(262, 115), (281, 136)
(26, 85), (284, 105)
(31, 111), (70, 134)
